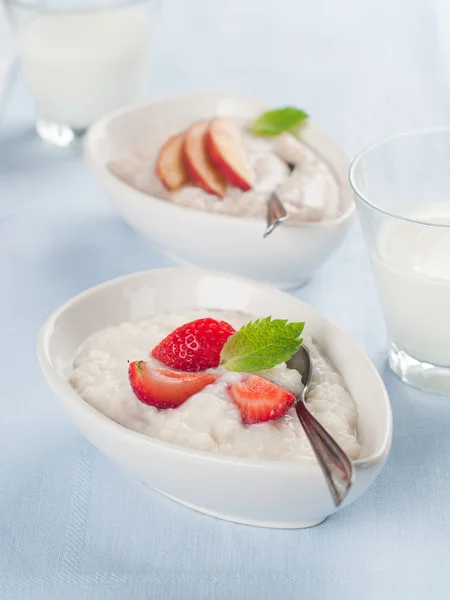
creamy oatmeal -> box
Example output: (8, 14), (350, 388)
(109, 124), (341, 222)
(69, 309), (361, 462)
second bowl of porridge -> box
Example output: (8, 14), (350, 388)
(85, 93), (355, 289)
(38, 268), (392, 528)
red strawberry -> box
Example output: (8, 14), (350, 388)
(228, 375), (295, 425)
(129, 361), (218, 409)
(151, 318), (236, 372)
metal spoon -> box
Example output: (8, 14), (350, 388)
(263, 161), (296, 237)
(263, 193), (288, 237)
(287, 345), (355, 506)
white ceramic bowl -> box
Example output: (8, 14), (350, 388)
(38, 268), (392, 528)
(84, 93), (355, 289)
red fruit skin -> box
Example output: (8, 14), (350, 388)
(128, 361), (218, 409)
(228, 374), (295, 425)
(205, 118), (254, 191)
(152, 318), (236, 372)
(183, 121), (227, 197)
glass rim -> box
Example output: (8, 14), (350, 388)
(349, 125), (450, 229)
(6, 0), (157, 13)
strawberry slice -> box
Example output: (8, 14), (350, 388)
(128, 361), (218, 409)
(155, 132), (189, 191)
(183, 121), (227, 197)
(228, 375), (295, 424)
(205, 118), (254, 191)
(152, 318), (236, 372)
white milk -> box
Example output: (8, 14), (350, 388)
(373, 204), (450, 366)
(21, 9), (151, 129)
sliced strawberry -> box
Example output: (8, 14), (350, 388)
(205, 118), (254, 191)
(155, 132), (189, 191)
(183, 121), (227, 197)
(228, 375), (295, 425)
(152, 318), (236, 372)
(128, 361), (218, 409)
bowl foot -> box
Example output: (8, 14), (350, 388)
(155, 487), (328, 529)
(160, 251), (312, 291)
(278, 278), (311, 291)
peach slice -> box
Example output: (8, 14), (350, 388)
(205, 118), (254, 191)
(183, 121), (227, 197)
(155, 132), (189, 191)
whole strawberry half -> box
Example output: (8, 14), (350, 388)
(151, 318), (236, 372)
(228, 374), (295, 424)
(128, 361), (218, 409)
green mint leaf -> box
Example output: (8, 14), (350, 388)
(220, 317), (304, 373)
(249, 107), (309, 136)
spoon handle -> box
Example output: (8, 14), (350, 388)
(295, 400), (354, 506)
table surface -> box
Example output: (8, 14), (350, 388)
(1, 0), (450, 598)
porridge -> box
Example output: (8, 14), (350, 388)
(69, 309), (361, 462)
(109, 115), (341, 222)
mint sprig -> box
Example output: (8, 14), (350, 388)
(249, 107), (309, 137)
(220, 317), (304, 373)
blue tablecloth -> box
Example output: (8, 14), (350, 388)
(1, 1), (450, 597)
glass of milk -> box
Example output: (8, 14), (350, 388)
(350, 128), (450, 394)
(7, 0), (161, 147)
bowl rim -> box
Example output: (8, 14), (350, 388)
(37, 267), (392, 472)
(83, 91), (356, 229)
(349, 125), (450, 228)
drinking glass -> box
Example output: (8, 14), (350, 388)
(350, 128), (450, 394)
(6, 0), (161, 147)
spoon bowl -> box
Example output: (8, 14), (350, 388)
(287, 345), (355, 506)
(263, 193), (288, 237)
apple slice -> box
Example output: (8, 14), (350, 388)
(183, 121), (227, 197)
(155, 132), (189, 191)
(205, 118), (254, 191)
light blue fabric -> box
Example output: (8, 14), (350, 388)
(2, 1), (450, 597)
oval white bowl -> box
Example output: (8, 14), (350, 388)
(38, 268), (392, 528)
(84, 93), (355, 289)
